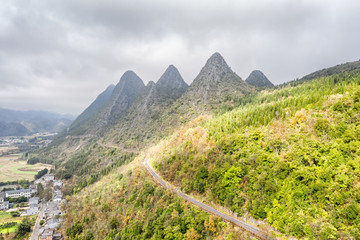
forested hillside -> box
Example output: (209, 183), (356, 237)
(152, 72), (360, 239)
(62, 157), (251, 239)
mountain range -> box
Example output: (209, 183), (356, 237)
(31, 53), (360, 239)
(0, 108), (75, 136)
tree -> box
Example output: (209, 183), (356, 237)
(186, 228), (200, 240)
(16, 220), (31, 238)
(204, 215), (217, 236)
(110, 216), (118, 229)
(35, 168), (48, 179)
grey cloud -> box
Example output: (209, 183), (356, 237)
(0, 0), (360, 114)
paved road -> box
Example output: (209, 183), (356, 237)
(143, 159), (270, 240)
(30, 203), (45, 240)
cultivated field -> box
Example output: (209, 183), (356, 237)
(0, 155), (52, 182)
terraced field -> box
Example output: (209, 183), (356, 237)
(0, 155), (51, 182)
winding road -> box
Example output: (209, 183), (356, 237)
(143, 159), (270, 240)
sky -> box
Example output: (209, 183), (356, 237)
(0, 0), (359, 115)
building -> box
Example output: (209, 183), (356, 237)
(29, 197), (39, 205)
(47, 218), (61, 229)
(0, 192), (9, 210)
(39, 229), (54, 240)
(30, 184), (38, 194)
(53, 180), (63, 188)
(44, 174), (55, 182)
(5, 188), (31, 198)
(27, 204), (39, 215)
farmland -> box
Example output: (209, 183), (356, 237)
(0, 155), (52, 182)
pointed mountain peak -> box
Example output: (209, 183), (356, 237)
(192, 52), (233, 86)
(204, 52), (230, 70)
(245, 70), (274, 88)
(156, 65), (188, 99)
(119, 70), (143, 86)
(147, 81), (156, 88)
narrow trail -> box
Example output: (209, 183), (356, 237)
(143, 158), (271, 240)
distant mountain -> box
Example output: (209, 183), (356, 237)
(0, 108), (74, 136)
(181, 52), (251, 110)
(68, 84), (115, 133)
(0, 121), (30, 137)
(245, 70), (274, 88)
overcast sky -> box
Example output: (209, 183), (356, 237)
(1, 0), (359, 115)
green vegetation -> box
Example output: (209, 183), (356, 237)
(34, 168), (48, 179)
(0, 215), (34, 239)
(36, 59), (360, 239)
(15, 218), (33, 239)
(63, 165), (249, 239)
(154, 73), (360, 239)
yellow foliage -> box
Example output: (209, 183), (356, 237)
(186, 227), (200, 240)
(204, 215), (217, 236)
(291, 109), (307, 125)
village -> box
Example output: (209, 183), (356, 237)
(0, 173), (64, 240)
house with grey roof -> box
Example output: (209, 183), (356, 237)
(5, 188), (31, 198)
(29, 197), (39, 205)
(27, 203), (39, 215)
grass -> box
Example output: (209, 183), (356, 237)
(0, 225), (17, 234)
(0, 213), (36, 236)
(0, 156), (51, 182)
(0, 212), (23, 224)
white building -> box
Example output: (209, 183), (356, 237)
(0, 192), (9, 210)
(5, 189), (31, 198)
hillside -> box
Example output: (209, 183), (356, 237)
(152, 71), (360, 239)
(62, 157), (251, 239)
(68, 84), (115, 134)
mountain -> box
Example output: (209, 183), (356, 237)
(98, 71), (145, 128)
(156, 65), (188, 99)
(245, 70), (274, 88)
(105, 65), (188, 146)
(68, 84), (115, 134)
(0, 121), (30, 136)
(68, 71), (145, 136)
(0, 108), (74, 136)
(33, 55), (360, 239)
(180, 52), (251, 111)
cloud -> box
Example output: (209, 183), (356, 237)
(0, 0), (359, 114)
